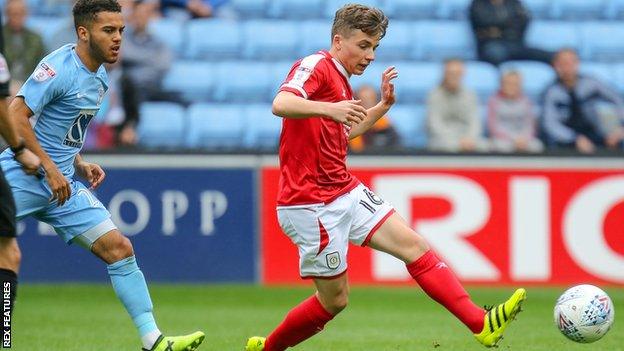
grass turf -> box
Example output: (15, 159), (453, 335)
(11, 284), (624, 350)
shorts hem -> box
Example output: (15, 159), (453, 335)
(361, 209), (396, 247)
(301, 269), (347, 280)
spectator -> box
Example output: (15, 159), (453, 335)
(469, 0), (553, 66)
(542, 49), (624, 153)
(488, 70), (543, 153)
(349, 85), (400, 152)
(3, 0), (46, 92)
(160, 0), (237, 20)
(85, 62), (140, 150)
(122, 0), (173, 103)
(427, 58), (488, 152)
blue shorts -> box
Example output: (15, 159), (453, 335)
(0, 157), (116, 245)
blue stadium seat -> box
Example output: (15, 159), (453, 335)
(138, 102), (186, 148)
(551, 0), (607, 20)
(242, 21), (300, 60)
(413, 21), (475, 61)
(374, 21), (414, 61)
(245, 104), (282, 149)
(300, 20), (332, 56)
(350, 64), (391, 93)
(580, 63), (616, 87)
(148, 18), (185, 57)
(33, 0), (71, 16)
(383, 0), (437, 20)
(526, 21), (580, 52)
(388, 105), (427, 148)
(162, 61), (214, 103)
(268, 0), (325, 19)
(579, 22), (624, 62)
(187, 19), (242, 60)
(26, 16), (67, 51)
(437, 0), (471, 19)
(391, 62), (443, 104)
(214, 62), (272, 102)
(523, 0), (554, 19)
(324, 0), (381, 19)
(270, 61), (296, 98)
(186, 104), (246, 149)
(499, 61), (555, 101)
(605, 0), (624, 19)
(613, 63), (624, 92)
(230, 0), (268, 18)
(464, 61), (499, 103)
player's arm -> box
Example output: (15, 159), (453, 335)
(349, 66), (398, 140)
(272, 91), (367, 126)
(74, 154), (106, 190)
(0, 99), (40, 174)
(11, 97), (71, 205)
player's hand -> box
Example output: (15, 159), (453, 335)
(14, 149), (41, 176)
(44, 163), (71, 206)
(75, 161), (106, 190)
(326, 100), (367, 127)
(380, 66), (398, 107)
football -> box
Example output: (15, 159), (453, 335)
(554, 284), (615, 343)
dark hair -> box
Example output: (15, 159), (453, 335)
(331, 3), (388, 40)
(73, 0), (122, 29)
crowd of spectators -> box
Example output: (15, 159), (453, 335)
(0, 0), (623, 154)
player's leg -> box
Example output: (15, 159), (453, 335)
(43, 181), (204, 351)
(247, 201), (351, 351)
(367, 213), (526, 347)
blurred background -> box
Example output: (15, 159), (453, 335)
(2, 0), (623, 289)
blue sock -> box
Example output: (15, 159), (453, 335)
(107, 256), (159, 338)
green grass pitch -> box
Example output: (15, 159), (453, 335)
(11, 284), (624, 350)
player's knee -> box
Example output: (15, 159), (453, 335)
(110, 235), (134, 261)
(332, 293), (349, 313)
(0, 239), (21, 270)
(322, 288), (349, 313)
(399, 232), (430, 263)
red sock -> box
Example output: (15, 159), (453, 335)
(407, 250), (485, 333)
(265, 295), (334, 351)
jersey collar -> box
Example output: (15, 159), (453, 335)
(319, 50), (350, 79)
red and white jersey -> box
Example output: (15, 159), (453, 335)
(277, 50), (360, 206)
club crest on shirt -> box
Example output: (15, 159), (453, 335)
(33, 62), (56, 82)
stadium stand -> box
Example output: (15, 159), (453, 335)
(137, 102), (187, 148)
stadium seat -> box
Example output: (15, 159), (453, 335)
(388, 105), (428, 148)
(137, 102), (186, 148)
(437, 0), (471, 20)
(551, 0), (607, 20)
(26, 16), (67, 51)
(350, 64), (392, 94)
(383, 0), (437, 20)
(324, 0), (381, 19)
(604, 0), (624, 19)
(148, 18), (185, 57)
(245, 104), (282, 149)
(162, 61), (214, 103)
(391, 62), (443, 104)
(526, 21), (580, 52)
(522, 0), (554, 19)
(186, 104), (247, 149)
(230, 0), (268, 18)
(187, 19), (242, 60)
(413, 21), (475, 61)
(612, 63), (624, 92)
(580, 63), (616, 87)
(270, 61), (295, 97)
(464, 61), (499, 103)
(499, 61), (556, 101)
(374, 21), (414, 61)
(268, 0), (325, 19)
(242, 21), (300, 60)
(33, 0), (71, 16)
(300, 20), (332, 56)
(579, 22), (624, 62)
(213, 62), (272, 102)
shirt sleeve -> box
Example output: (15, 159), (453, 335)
(17, 61), (65, 115)
(279, 57), (326, 99)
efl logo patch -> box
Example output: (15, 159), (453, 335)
(33, 62), (56, 82)
(326, 251), (341, 270)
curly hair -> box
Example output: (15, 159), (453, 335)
(73, 0), (122, 29)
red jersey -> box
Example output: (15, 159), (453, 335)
(277, 50), (360, 206)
